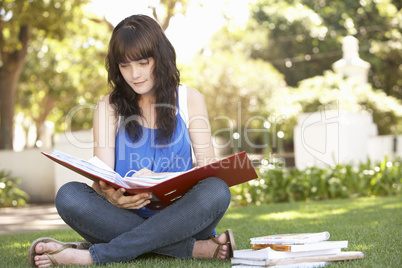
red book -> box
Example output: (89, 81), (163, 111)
(42, 150), (258, 210)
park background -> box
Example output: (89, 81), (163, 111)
(0, 0), (401, 213)
(0, 1), (401, 267)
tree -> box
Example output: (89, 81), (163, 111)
(149, 0), (191, 30)
(187, 1), (402, 153)
(249, 0), (402, 99)
(0, 0), (88, 150)
(17, 14), (111, 144)
(0, 0), (197, 150)
(181, 26), (286, 153)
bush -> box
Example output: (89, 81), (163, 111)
(231, 155), (401, 206)
(0, 170), (29, 207)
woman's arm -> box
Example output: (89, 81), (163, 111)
(92, 95), (152, 209)
(186, 86), (216, 167)
(92, 94), (118, 195)
(93, 94), (117, 169)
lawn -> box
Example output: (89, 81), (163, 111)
(1, 196), (401, 267)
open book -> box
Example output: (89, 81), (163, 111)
(46, 150), (190, 188)
(43, 150), (258, 209)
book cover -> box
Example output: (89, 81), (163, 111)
(233, 248), (341, 260)
(43, 150), (258, 210)
(250, 232), (330, 245)
(251, 241), (348, 252)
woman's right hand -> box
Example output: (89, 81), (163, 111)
(97, 180), (152, 209)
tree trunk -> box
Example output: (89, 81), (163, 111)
(0, 69), (19, 149)
(0, 25), (30, 150)
(35, 94), (55, 145)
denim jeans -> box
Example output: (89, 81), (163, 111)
(55, 177), (231, 264)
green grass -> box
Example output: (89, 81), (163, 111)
(1, 196), (401, 267)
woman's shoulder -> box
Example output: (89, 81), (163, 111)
(183, 85), (205, 104)
(97, 94), (111, 104)
(96, 94), (113, 108)
(181, 85), (207, 118)
(95, 94), (117, 116)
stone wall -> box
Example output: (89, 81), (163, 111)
(0, 130), (93, 203)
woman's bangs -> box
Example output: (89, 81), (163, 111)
(113, 27), (153, 64)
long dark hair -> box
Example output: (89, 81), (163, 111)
(106, 15), (180, 145)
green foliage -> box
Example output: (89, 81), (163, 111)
(181, 50), (285, 148)
(17, 12), (111, 134)
(0, 0), (89, 50)
(249, 0), (402, 99)
(292, 71), (402, 135)
(200, 1), (402, 148)
(231, 155), (401, 206)
(0, 0), (95, 149)
(0, 170), (29, 207)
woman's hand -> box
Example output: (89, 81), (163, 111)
(132, 167), (155, 177)
(132, 168), (172, 177)
(98, 180), (152, 209)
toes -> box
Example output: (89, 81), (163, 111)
(35, 242), (59, 254)
(35, 243), (44, 254)
(220, 244), (229, 259)
(217, 233), (229, 244)
(35, 255), (52, 268)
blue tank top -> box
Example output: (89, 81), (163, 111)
(114, 88), (193, 218)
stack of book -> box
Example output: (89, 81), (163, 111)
(231, 232), (364, 267)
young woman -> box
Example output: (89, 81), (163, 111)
(28, 14), (235, 267)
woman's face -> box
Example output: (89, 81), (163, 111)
(118, 57), (156, 96)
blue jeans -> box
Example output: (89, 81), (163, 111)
(55, 177), (231, 264)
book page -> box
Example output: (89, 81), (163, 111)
(251, 232), (330, 245)
(47, 150), (189, 188)
(87, 156), (115, 172)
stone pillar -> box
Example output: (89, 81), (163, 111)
(294, 36), (380, 168)
(332, 36), (370, 84)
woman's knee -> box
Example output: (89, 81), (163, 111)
(197, 177), (231, 210)
(203, 177), (231, 193)
(55, 181), (91, 215)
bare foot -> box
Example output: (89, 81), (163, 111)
(192, 233), (229, 260)
(34, 241), (93, 267)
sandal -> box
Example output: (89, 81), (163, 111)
(225, 229), (237, 258)
(27, 237), (92, 267)
(210, 229), (237, 259)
